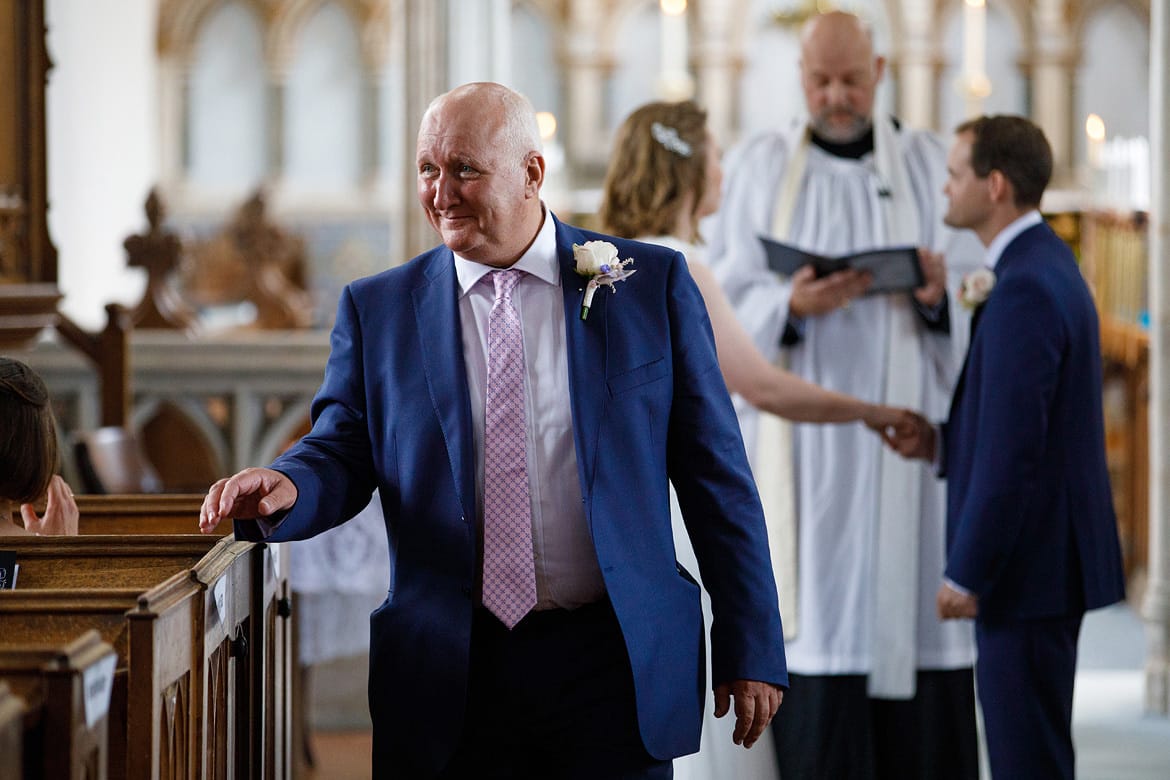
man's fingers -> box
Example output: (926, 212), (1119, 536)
(713, 684), (731, 718)
(732, 687), (757, 746)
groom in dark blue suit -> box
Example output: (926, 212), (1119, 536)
(886, 115), (1125, 778)
(199, 82), (787, 777)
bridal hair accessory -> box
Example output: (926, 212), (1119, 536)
(958, 268), (996, 309)
(573, 241), (636, 321)
(651, 122), (692, 158)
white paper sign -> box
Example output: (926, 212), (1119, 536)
(213, 578), (228, 626)
(83, 653), (117, 728)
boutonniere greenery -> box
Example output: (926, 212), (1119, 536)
(958, 268), (996, 310)
(573, 240), (636, 321)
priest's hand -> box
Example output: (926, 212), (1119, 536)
(199, 467), (298, 534)
(878, 410), (936, 462)
(937, 581), (979, 620)
(714, 679), (784, 749)
(20, 475), (79, 536)
(913, 248), (947, 308)
(788, 265), (872, 317)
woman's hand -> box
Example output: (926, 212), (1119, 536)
(21, 475), (80, 536)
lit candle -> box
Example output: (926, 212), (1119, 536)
(962, 0), (986, 80)
(1085, 113), (1105, 170)
(659, 0), (691, 100)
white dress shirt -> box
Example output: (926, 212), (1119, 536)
(453, 209), (605, 611)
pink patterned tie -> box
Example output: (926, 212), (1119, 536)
(481, 269), (537, 628)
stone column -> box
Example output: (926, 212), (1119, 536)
(694, 0), (743, 144)
(562, 0), (610, 177)
(1030, 0), (1077, 183)
(893, 0), (940, 130)
(1144, 0), (1170, 717)
(396, 0), (449, 263)
(265, 74), (286, 184)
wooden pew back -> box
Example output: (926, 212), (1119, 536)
(0, 630), (116, 780)
(75, 494), (220, 536)
(0, 683), (25, 779)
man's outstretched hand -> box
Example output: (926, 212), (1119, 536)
(714, 679), (784, 749)
(874, 410), (936, 462)
(199, 467), (297, 534)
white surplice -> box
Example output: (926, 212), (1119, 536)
(707, 122), (982, 686)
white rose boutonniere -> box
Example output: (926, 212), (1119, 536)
(573, 240), (636, 320)
(958, 268), (996, 310)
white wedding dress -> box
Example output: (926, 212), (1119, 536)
(642, 235), (781, 780)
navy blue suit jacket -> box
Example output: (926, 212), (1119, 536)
(238, 216), (787, 772)
(942, 222), (1124, 621)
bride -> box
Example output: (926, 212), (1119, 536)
(598, 100), (912, 779)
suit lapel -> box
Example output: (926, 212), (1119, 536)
(556, 218), (607, 493)
(412, 251), (476, 521)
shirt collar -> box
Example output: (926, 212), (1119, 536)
(453, 206), (560, 296)
(986, 210), (1043, 270)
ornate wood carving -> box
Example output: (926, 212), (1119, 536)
(0, 0), (60, 346)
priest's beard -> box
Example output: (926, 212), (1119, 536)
(810, 109), (872, 145)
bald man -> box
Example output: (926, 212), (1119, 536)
(709, 13), (983, 779)
(201, 82), (788, 778)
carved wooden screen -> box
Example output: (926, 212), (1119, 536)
(0, 0), (60, 346)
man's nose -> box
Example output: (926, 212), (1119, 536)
(826, 81), (848, 107)
(432, 173), (458, 209)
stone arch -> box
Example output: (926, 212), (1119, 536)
(158, 0), (268, 64)
(267, 0), (390, 73)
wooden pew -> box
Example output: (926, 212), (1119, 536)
(0, 534), (245, 778)
(0, 630), (117, 779)
(75, 495), (293, 778)
(75, 494), (220, 536)
(0, 683), (25, 779)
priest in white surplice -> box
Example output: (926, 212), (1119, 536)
(707, 13), (984, 779)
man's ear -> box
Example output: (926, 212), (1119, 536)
(873, 55), (886, 84)
(525, 152), (546, 198)
(987, 169), (1012, 205)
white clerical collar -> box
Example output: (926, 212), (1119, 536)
(986, 210), (1043, 270)
(454, 206), (559, 295)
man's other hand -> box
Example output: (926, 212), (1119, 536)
(788, 265), (872, 317)
(199, 467), (297, 534)
(913, 248), (947, 308)
(937, 581), (979, 620)
(714, 679), (784, 749)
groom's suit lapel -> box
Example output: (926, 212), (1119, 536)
(412, 249), (477, 523)
(555, 218), (607, 496)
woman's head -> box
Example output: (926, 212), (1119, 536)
(599, 100), (720, 242)
(0, 358), (59, 503)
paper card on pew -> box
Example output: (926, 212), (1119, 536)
(758, 236), (924, 294)
(83, 653), (117, 728)
(0, 551), (16, 589)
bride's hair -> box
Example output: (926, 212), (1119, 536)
(0, 357), (60, 504)
(599, 100), (709, 242)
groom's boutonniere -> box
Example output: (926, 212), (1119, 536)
(958, 268), (996, 310)
(573, 240), (636, 321)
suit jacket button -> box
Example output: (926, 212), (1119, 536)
(461, 586), (471, 599)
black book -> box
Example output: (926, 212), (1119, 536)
(0, 550), (17, 590)
(759, 236), (924, 295)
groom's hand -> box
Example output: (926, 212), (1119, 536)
(714, 679), (784, 749)
(879, 411), (936, 462)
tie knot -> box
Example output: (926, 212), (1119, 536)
(491, 269), (524, 303)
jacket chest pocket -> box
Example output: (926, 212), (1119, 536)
(606, 356), (668, 397)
